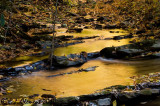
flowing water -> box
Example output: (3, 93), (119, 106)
(3, 29), (160, 105)
(4, 57), (160, 99)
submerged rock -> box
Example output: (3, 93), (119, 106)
(82, 66), (98, 72)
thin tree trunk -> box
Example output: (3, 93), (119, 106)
(50, 0), (58, 69)
(4, 11), (12, 45)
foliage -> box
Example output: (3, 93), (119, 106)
(0, 0), (12, 12)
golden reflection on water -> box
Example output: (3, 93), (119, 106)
(54, 39), (130, 56)
(3, 29), (129, 67)
(6, 59), (135, 98)
(3, 29), (134, 98)
(56, 29), (128, 38)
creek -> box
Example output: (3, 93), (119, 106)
(3, 29), (160, 105)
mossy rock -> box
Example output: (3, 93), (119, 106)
(55, 97), (79, 105)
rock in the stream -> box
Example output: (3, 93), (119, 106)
(151, 40), (160, 51)
(15, 67), (26, 72)
(100, 47), (117, 58)
(25, 65), (34, 71)
(29, 94), (39, 99)
(87, 52), (100, 58)
(41, 94), (56, 98)
(56, 97), (79, 105)
(100, 45), (145, 59)
(97, 16), (109, 21)
(113, 36), (123, 40)
(97, 98), (111, 106)
(82, 66), (98, 72)
(95, 24), (103, 30)
(116, 49), (144, 58)
(104, 24), (117, 29)
(53, 54), (87, 67)
(66, 28), (83, 33)
(139, 88), (160, 96)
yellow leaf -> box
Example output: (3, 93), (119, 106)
(113, 100), (117, 106)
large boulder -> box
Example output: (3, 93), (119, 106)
(100, 46), (144, 59)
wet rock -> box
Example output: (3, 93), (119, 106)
(41, 94), (56, 98)
(151, 40), (160, 51)
(100, 47), (117, 58)
(109, 31), (120, 33)
(53, 54), (86, 67)
(139, 88), (160, 96)
(73, 36), (99, 40)
(151, 52), (160, 57)
(104, 24), (117, 29)
(25, 65), (34, 71)
(32, 30), (53, 35)
(95, 24), (102, 30)
(56, 97), (79, 105)
(61, 24), (67, 28)
(144, 32), (155, 37)
(0, 77), (10, 82)
(56, 35), (73, 41)
(29, 94), (39, 99)
(87, 52), (100, 58)
(82, 66), (98, 72)
(116, 91), (140, 104)
(116, 49), (144, 58)
(47, 66), (98, 78)
(135, 29), (146, 34)
(123, 33), (133, 39)
(66, 28), (83, 33)
(113, 36), (123, 40)
(97, 98), (111, 106)
(15, 67), (26, 72)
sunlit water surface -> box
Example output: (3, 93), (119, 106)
(3, 29), (160, 101)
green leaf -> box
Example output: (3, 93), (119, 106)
(0, 14), (5, 27)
